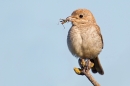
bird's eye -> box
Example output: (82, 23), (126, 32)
(79, 15), (83, 18)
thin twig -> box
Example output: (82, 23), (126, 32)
(82, 67), (100, 86)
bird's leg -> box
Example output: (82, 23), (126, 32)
(86, 60), (94, 70)
(78, 58), (86, 68)
(74, 59), (94, 75)
(73, 58), (86, 75)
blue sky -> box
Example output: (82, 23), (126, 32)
(0, 0), (130, 86)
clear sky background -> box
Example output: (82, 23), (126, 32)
(0, 0), (130, 86)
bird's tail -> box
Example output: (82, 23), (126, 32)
(90, 57), (104, 75)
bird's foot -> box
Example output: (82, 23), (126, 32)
(86, 60), (94, 70)
(73, 67), (84, 75)
(90, 61), (94, 68)
(81, 59), (86, 67)
(74, 59), (94, 75)
(78, 59), (86, 68)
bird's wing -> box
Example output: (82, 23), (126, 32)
(95, 25), (104, 49)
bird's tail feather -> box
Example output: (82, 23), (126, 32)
(90, 57), (104, 75)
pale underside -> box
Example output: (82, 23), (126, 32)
(67, 24), (103, 59)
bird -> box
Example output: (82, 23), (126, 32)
(67, 9), (104, 75)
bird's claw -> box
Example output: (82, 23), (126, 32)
(90, 62), (94, 68)
(81, 59), (86, 67)
(78, 59), (86, 68)
(73, 67), (84, 75)
(86, 60), (94, 70)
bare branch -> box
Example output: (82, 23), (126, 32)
(82, 68), (100, 86)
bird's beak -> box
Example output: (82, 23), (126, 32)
(66, 16), (75, 22)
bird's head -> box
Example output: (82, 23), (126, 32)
(66, 9), (96, 25)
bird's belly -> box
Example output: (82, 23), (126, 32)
(67, 26), (102, 59)
(81, 33), (102, 59)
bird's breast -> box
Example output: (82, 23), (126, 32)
(67, 25), (102, 59)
